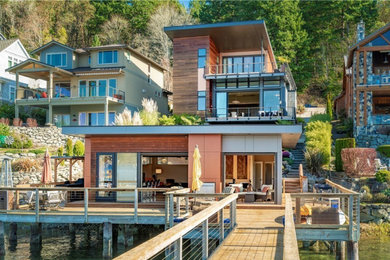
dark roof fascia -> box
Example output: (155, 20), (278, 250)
(31, 40), (75, 55)
(62, 124), (302, 137)
(164, 20), (265, 36)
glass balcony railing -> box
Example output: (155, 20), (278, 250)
(205, 106), (296, 121)
(205, 62), (276, 76)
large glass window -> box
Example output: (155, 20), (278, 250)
(9, 85), (15, 101)
(89, 80), (97, 97)
(98, 51), (118, 64)
(98, 80), (107, 96)
(197, 91), (206, 111)
(216, 92), (227, 118)
(97, 154), (114, 199)
(8, 57), (12, 68)
(79, 81), (87, 97)
(116, 153), (138, 202)
(264, 90), (281, 111)
(88, 112), (115, 126)
(47, 53), (67, 67)
(222, 55), (263, 73)
(109, 79), (117, 96)
(198, 48), (206, 68)
(54, 114), (70, 127)
(55, 83), (70, 97)
(79, 112), (87, 126)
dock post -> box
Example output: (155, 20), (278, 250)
(103, 222), (112, 259)
(112, 224), (118, 249)
(9, 222), (17, 243)
(118, 224), (133, 247)
(0, 222), (5, 256)
(30, 223), (42, 252)
(336, 241), (346, 260)
(347, 241), (359, 260)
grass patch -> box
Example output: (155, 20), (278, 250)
(361, 223), (390, 240)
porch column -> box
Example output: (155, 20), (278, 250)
(15, 105), (19, 120)
(276, 136), (283, 205)
(47, 104), (53, 125)
(15, 72), (20, 99)
(104, 98), (109, 126)
(48, 70), (53, 99)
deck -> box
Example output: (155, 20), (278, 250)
(210, 209), (284, 260)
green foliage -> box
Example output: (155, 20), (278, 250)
(0, 104), (15, 120)
(326, 93), (333, 119)
(308, 113), (331, 123)
(335, 138), (356, 171)
(5, 132), (33, 149)
(305, 120), (332, 165)
(173, 114), (203, 125)
(373, 193), (390, 203)
(276, 120), (294, 125)
(362, 192), (373, 202)
(57, 146), (65, 166)
(304, 148), (324, 175)
(159, 115), (176, 125)
(376, 170), (390, 183)
(360, 185), (371, 194)
(73, 140), (85, 156)
(139, 98), (160, 125)
(283, 157), (293, 165)
(383, 188), (390, 198)
(65, 139), (73, 156)
(296, 118), (305, 125)
(30, 108), (46, 126)
(377, 145), (390, 158)
(28, 148), (46, 155)
(0, 124), (10, 136)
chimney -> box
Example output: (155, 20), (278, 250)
(357, 20), (365, 43)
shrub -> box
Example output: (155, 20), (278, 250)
(65, 138), (73, 156)
(326, 94), (333, 120)
(296, 118), (305, 125)
(335, 138), (356, 171)
(30, 108), (46, 126)
(360, 185), (371, 193)
(29, 148), (46, 154)
(57, 147), (65, 166)
(376, 170), (390, 183)
(304, 148), (324, 175)
(373, 193), (390, 203)
(377, 145), (390, 158)
(384, 188), (390, 198)
(305, 121), (332, 165)
(0, 123), (10, 136)
(115, 107), (133, 125)
(276, 120), (294, 125)
(6, 132), (33, 149)
(308, 113), (331, 123)
(12, 158), (41, 173)
(159, 115), (176, 125)
(362, 192), (373, 202)
(283, 157), (293, 165)
(139, 98), (160, 125)
(173, 114), (202, 125)
(73, 140), (85, 156)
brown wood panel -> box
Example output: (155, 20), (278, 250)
(363, 51), (367, 84)
(364, 91), (367, 125)
(172, 36), (220, 114)
(89, 135), (188, 188)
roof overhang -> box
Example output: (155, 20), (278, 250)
(6, 59), (73, 80)
(62, 124), (302, 148)
(164, 20), (276, 65)
(31, 40), (74, 55)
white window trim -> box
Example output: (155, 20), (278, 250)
(78, 79), (117, 97)
(46, 52), (67, 68)
(98, 50), (118, 65)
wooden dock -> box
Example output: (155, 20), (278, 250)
(210, 209), (284, 260)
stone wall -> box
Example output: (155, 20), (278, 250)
(11, 126), (82, 148)
(361, 203), (390, 224)
(4, 152), (84, 186)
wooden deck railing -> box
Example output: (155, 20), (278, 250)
(115, 193), (238, 260)
(283, 194), (300, 260)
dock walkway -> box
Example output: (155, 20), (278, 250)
(210, 209), (284, 260)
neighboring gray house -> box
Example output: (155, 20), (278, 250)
(0, 36), (44, 104)
(7, 40), (170, 126)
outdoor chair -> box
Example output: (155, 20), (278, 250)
(254, 184), (273, 201)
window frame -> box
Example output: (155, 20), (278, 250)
(9, 85), (16, 101)
(98, 50), (118, 65)
(46, 52), (67, 67)
(198, 48), (207, 68)
(197, 91), (206, 111)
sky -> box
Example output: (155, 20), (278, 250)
(179, 0), (191, 9)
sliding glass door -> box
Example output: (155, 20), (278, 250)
(96, 153), (115, 201)
(216, 92), (227, 118)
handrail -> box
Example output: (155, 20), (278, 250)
(115, 193), (238, 260)
(0, 187), (179, 192)
(283, 194), (300, 260)
(325, 179), (359, 194)
(290, 192), (357, 198)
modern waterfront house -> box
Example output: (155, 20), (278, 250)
(0, 36), (45, 104)
(63, 20), (302, 205)
(335, 21), (390, 147)
(6, 41), (169, 126)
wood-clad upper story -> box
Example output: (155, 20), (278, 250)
(165, 20), (296, 118)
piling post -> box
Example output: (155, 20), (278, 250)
(347, 241), (359, 260)
(0, 222), (5, 256)
(30, 223), (42, 245)
(336, 241), (346, 260)
(9, 222), (17, 243)
(103, 222), (113, 259)
(118, 224), (133, 247)
(112, 224), (118, 249)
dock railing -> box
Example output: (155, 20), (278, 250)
(0, 187), (182, 224)
(289, 179), (360, 242)
(115, 193), (238, 260)
(283, 193), (300, 260)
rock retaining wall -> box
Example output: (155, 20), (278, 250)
(11, 126), (82, 148)
(361, 203), (390, 224)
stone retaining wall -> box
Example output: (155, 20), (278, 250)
(361, 203), (390, 224)
(11, 126), (82, 148)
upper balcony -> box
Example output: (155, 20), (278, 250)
(204, 61), (280, 80)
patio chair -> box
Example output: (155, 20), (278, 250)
(254, 185), (273, 201)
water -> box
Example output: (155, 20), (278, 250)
(299, 237), (390, 259)
(2, 224), (163, 260)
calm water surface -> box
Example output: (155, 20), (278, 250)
(299, 237), (390, 260)
(1, 224), (162, 260)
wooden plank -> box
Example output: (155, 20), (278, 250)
(114, 194), (238, 260)
(363, 51), (367, 84)
(364, 91), (367, 125)
(296, 229), (349, 241)
(325, 180), (358, 194)
(284, 194), (300, 260)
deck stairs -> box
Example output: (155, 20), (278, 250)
(283, 178), (302, 193)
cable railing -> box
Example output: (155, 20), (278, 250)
(205, 106), (296, 121)
(115, 193), (238, 260)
